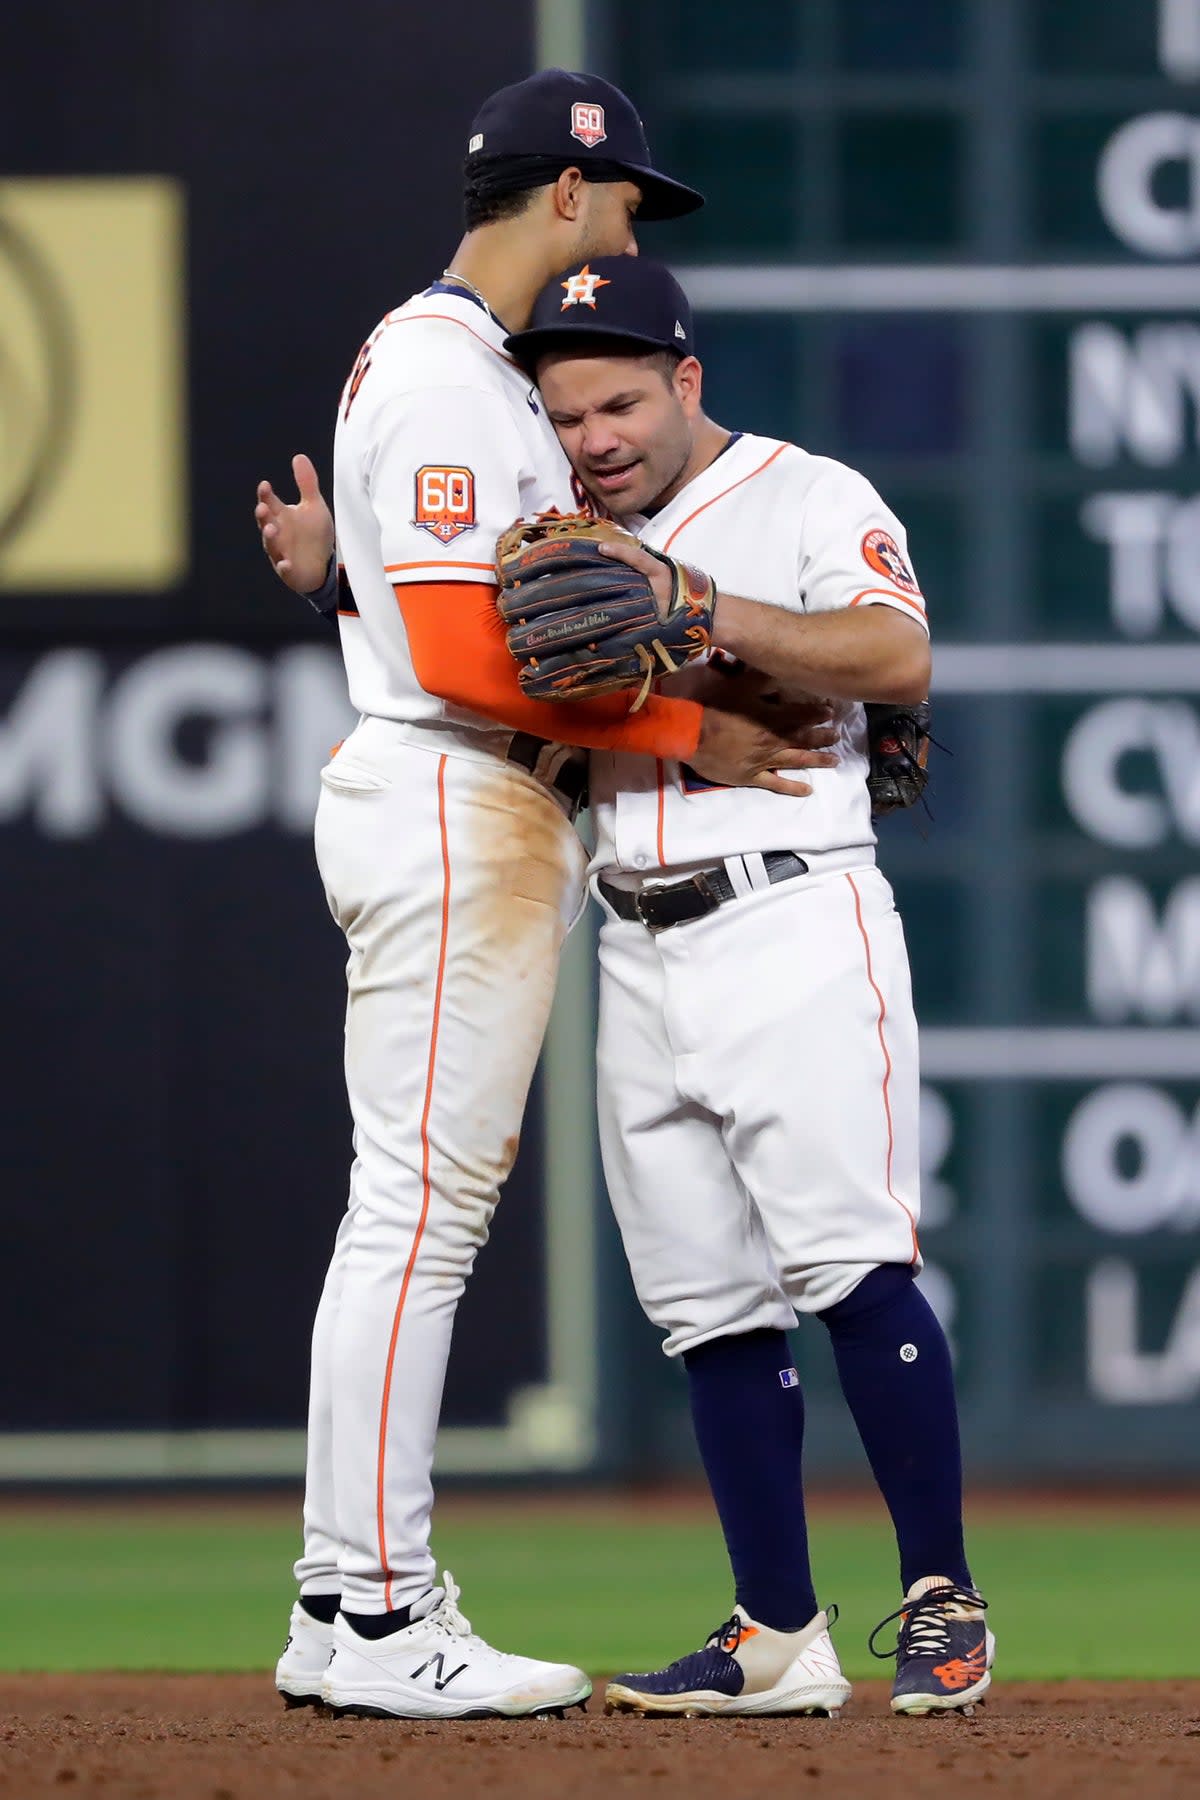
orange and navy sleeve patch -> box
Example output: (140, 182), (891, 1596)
(861, 528), (921, 596)
(413, 466), (477, 544)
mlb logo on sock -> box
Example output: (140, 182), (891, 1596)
(779, 1368), (799, 1389)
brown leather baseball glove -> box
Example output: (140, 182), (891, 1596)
(495, 513), (715, 708)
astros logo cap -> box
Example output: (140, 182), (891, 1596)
(504, 257), (697, 371)
(465, 69), (704, 221)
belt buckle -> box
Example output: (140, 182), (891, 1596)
(633, 871), (721, 933)
(634, 880), (672, 933)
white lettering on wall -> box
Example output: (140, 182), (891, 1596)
(1069, 324), (1200, 466)
(1087, 877), (1200, 1021)
(919, 1085), (956, 1228)
(1097, 113), (1200, 257)
(1087, 1259), (1200, 1403)
(107, 648), (270, 836)
(916, 1261), (956, 1363)
(1080, 492), (1200, 635)
(1063, 1084), (1200, 1230)
(0, 646), (355, 839)
(1159, 0), (1200, 79)
(1061, 699), (1200, 846)
(0, 652), (106, 836)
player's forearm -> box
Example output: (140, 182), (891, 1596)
(396, 580), (702, 759)
(712, 593), (931, 704)
(465, 685), (701, 758)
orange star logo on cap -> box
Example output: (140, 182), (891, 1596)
(560, 264), (612, 310)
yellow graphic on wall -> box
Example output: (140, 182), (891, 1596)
(0, 178), (186, 590)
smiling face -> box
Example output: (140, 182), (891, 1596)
(536, 349), (703, 516)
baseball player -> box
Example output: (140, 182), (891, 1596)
(491, 256), (994, 1718)
(254, 73), (833, 1722)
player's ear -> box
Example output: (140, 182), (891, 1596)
(554, 166), (586, 221)
(673, 355), (703, 413)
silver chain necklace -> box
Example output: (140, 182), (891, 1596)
(439, 268), (504, 328)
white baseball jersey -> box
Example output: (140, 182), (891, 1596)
(298, 287), (592, 1618)
(588, 432), (929, 874)
(331, 287), (578, 727)
(591, 433), (928, 1347)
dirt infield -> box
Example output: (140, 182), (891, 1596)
(2, 1676), (1198, 1799)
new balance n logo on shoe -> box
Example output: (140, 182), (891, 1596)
(932, 1639), (988, 1690)
(410, 1652), (469, 1691)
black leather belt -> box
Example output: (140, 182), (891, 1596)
(598, 850), (810, 933)
(506, 732), (589, 821)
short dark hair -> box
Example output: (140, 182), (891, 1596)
(463, 152), (637, 230)
(640, 348), (686, 385)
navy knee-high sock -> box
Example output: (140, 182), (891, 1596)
(820, 1264), (971, 1594)
(682, 1328), (817, 1631)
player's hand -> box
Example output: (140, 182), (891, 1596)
(691, 696), (839, 796)
(254, 453), (335, 594)
(597, 533), (676, 616)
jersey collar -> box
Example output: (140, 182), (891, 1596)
(423, 279), (507, 331)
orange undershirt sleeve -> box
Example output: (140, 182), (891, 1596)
(394, 580), (703, 761)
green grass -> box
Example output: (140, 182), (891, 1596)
(0, 1500), (1189, 1680)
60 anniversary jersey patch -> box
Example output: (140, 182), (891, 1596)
(413, 465), (477, 544)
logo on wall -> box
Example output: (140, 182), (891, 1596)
(0, 178), (187, 591)
(0, 213), (76, 555)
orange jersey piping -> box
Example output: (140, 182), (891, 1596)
(846, 873), (919, 1264)
(376, 754), (452, 1607)
(385, 558), (496, 576)
(661, 443), (790, 554)
(849, 585), (927, 620)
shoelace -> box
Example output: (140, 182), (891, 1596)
(706, 1614), (744, 1655)
(420, 1571), (484, 1646)
(706, 1602), (837, 1656)
(868, 1584), (987, 1663)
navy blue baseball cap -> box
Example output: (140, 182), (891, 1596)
(467, 70), (704, 222)
(505, 256), (696, 370)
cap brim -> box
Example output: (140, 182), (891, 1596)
(504, 322), (688, 372)
(616, 165), (705, 222)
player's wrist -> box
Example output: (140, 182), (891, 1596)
(709, 589), (757, 658)
(615, 694), (703, 760)
(304, 554), (339, 617)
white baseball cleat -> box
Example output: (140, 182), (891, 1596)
(321, 1571), (592, 1719)
(275, 1600), (335, 1707)
(605, 1604), (852, 1716)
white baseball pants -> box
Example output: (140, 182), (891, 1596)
(595, 858), (922, 1355)
(296, 717), (587, 1612)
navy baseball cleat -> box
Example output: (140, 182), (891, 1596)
(869, 1579), (994, 1716)
(604, 1605), (851, 1716)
